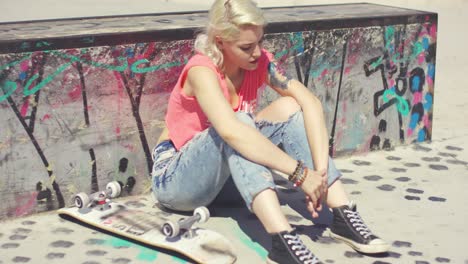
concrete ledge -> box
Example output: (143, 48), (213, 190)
(0, 3), (437, 219)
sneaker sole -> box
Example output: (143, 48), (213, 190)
(329, 231), (390, 254)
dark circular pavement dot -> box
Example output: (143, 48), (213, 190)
(429, 164), (449, 170)
(435, 257), (451, 263)
(377, 184), (396, 191)
(21, 221), (36, 226)
(446, 159), (468, 165)
(429, 196), (447, 202)
(84, 239), (106, 245)
(13, 228), (32, 234)
(340, 169), (354, 173)
(52, 227), (74, 234)
(416, 261), (430, 264)
(341, 178), (359, 184)
(344, 251), (364, 258)
(386, 156), (402, 161)
(325, 260), (335, 263)
(364, 175), (383, 181)
(9, 235), (27, 241)
(125, 201), (145, 208)
(46, 253), (65, 259)
(12, 257), (30, 263)
(82, 262), (101, 264)
(404, 195), (421, 201)
(438, 152), (457, 158)
(112, 258), (132, 264)
(350, 191), (361, 195)
(406, 188), (424, 194)
(86, 250), (108, 256)
(422, 157), (442, 162)
(285, 215), (303, 222)
(373, 261), (392, 264)
(446, 146), (463, 151)
(395, 177), (411, 182)
(393, 240), (412, 247)
(50, 240), (74, 248)
(2, 243), (20, 249)
(413, 144), (432, 152)
(404, 162), (421, 167)
(387, 251), (402, 258)
(352, 160), (371, 166)
(409, 251), (423, 256)
(390, 167), (407, 173)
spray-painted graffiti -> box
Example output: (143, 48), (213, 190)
(0, 20), (436, 219)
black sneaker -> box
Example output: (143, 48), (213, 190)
(329, 201), (390, 254)
(267, 229), (322, 264)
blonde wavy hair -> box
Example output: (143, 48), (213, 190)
(194, 0), (266, 68)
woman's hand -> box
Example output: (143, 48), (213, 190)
(300, 169), (328, 218)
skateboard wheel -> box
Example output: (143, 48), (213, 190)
(74, 193), (90, 208)
(194, 207), (210, 223)
(106, 181), (121, 198)
(162, 221), (180, 238)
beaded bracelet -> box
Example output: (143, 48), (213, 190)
(294, 167), (308, 187)
(288, 160), (303, 182)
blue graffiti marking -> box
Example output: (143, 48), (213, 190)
(409, 112), (420, 130)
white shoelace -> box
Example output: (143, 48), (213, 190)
(284, 234), (321, 264)
(344, 210), (373, 239)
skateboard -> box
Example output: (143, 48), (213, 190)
(58, 181), (237, 264)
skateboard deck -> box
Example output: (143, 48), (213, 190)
(58, 200), (237, 264)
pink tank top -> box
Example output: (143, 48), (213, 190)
(165, 49), (274, 150)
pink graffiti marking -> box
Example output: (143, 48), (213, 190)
(20, 99), (30, 117)
(14, 192), (38, 217)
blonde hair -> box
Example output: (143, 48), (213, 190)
(194, 0), (266, 68)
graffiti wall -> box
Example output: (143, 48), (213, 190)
(0, 6), (437, 219)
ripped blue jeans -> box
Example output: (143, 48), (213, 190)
(151, 111), (342, 212)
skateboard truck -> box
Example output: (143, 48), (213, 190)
(74, 181), (122, 210)
(162, 207), (210, 239)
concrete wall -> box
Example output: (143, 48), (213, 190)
(0, 4), (437, 219)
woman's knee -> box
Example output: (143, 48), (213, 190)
(256, 96), (301, 123)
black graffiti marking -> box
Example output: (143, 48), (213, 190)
(428, 196), (446, 202)
(119, 158), (129, 172)
(329, 38), (348, 157)
(50, 240), (74, 248)
(0, 53), (65, 209)
(429, 164), (448, 171)
(363, 175), (382, 181)
(406, 188), (424, 194)
(395, 176), (411, 182)
(46, 253), (65, 259)
(404, 195), (421, 201)
(292, 31), (317, 87)
(378, 184), (396, 191)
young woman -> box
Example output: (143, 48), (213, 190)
(151, 0), (390, 263)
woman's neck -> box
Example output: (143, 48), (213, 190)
(223, 63), (243, 81)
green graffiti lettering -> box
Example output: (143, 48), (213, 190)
(0, 81), (18, 102)
(131, 59), (185, 73)
(23, 61), (74, 96)
(383, 89), (409, 116)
